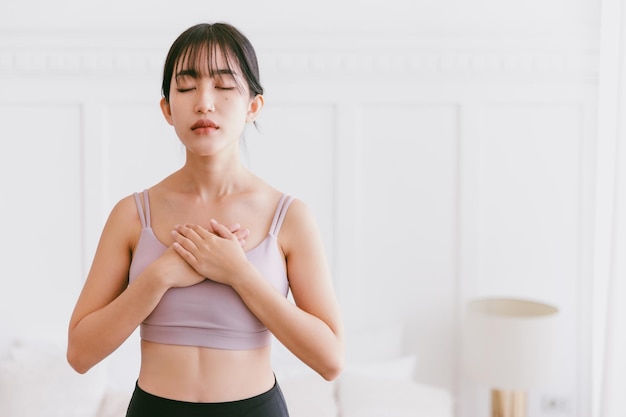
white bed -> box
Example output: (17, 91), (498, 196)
(0, 326), (454, 417)
(278, 362), (454, 417)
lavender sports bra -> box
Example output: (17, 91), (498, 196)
(128, 190), (293, 350)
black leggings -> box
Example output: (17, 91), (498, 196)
(125, 380), (290, 417)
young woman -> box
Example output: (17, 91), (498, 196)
(67, 22), (344, 417)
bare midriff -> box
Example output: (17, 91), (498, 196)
(137, 340), (275, 402)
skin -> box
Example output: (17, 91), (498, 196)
(67, 47), (344, 402)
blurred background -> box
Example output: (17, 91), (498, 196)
(0, 1), (624, 416)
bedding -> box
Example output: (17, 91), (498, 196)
(0, 325), (454, 417)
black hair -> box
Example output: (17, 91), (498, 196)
(161, 23), (263, 102)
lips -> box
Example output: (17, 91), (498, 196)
(191, 119), (219, 131)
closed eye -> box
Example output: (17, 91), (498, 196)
(177, 87), (196, 93)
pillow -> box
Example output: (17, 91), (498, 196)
(336, 373), (453, 417)
(343, 354), (418, 381)
(278, 373), (338, 417)
(0, 341), (107, 417)
(344, 322), (406, 365)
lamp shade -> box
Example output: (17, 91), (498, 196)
(462, 297), (559, 390)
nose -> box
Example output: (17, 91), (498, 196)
(194, 86), (216, 113)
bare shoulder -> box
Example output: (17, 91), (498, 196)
(283, 197), (313, 222)
(110, 193), (142, 219)
(99, 193), (144, 253)
(278, 197), (322, 256)
(282, 197), (316, 228)
(110, 192), (142, 225)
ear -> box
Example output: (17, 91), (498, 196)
(160, 98), (174, 126)
(246, 95), (264, 123)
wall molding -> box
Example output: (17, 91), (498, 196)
(0, 30), (599, 82)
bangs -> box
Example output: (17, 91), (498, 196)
(161, 23), (263, 101)
(174, 42), (245, 92)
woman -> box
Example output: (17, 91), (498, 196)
(67, 22), (344, 417)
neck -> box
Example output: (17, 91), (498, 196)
(177, 152), (250, 201)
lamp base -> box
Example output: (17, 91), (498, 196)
(491, 389), (527, 417)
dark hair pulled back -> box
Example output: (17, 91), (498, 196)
(161, 23), (263, 101)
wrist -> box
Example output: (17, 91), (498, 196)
(230, 261), (259, 292)
(138, 263), (173, 292)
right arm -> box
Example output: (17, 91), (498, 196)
(67, 195), (248, 374)
(67, 196), (181, 374)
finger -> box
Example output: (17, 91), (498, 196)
(171, 226), (202, 251)
(229, 224), (249, 247)
(234, 228), (250, 241)
(172, 241), (198, 266)
(235, 229), (250, 248)
(174, 224), (208, 242)
(210, 219), (237, 240)
(186, 224), (211, 239)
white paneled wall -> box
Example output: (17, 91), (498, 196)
(0, 103), (83, 339)
(0, 20), (599, 417)
(355, 103), (458, 388)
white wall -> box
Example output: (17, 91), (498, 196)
(0, 1), (601, 416)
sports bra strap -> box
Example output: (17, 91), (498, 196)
(135, 190), (288, 233)
(270, 194), (295, 236)
(143, 190), (151, 227)
(133, 190), (151, 228)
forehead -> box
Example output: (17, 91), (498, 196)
(174, 44), (241, 78)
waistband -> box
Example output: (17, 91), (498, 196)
(127, 378), (284, 416)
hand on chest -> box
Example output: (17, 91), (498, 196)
(151, 200), (275, 250)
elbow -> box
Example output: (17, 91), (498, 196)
(321, 367), (342, 382)
(66, 344), (91, 374)
(319, 335), (345, 381)
(319, 352), (344, 382)
(67, 353), (90, 375)
(320, 365), (343, 382)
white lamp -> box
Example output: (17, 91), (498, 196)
(463, 297), (559, 417)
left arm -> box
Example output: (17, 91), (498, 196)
(235, 199), (344, 380)
(171, 200), (344, 380)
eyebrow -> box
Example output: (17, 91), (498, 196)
(175, 68), (237, 80)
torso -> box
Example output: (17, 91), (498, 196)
(138, 341), (275, 402)
(131, 178), (286, 402)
